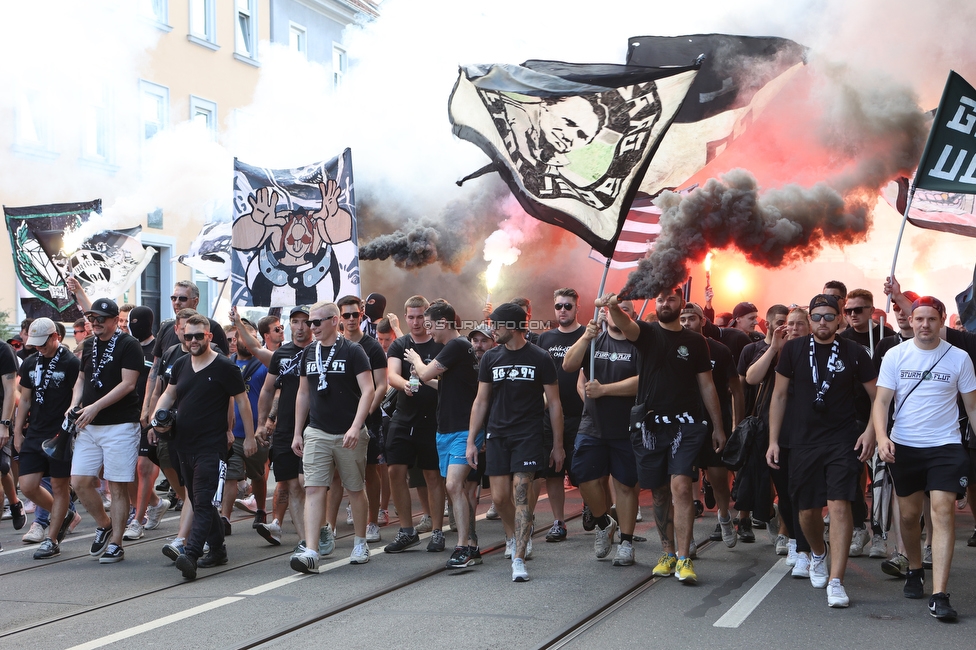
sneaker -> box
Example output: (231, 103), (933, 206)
(23, 499), (36, 514)
(792, 553), (811, 578)
(882, 552), (910, 578)
(582, 505), (595, 531)
(849, 526), (869, 557)
(694, 500), (704, 518)
(736, 517), (755, 543)
(90, 526), (113, 556)
(163, 538), (186, 561)
(689, 539), (698, 559)
(176, 553), (197, 580)
(67, 511), (82, 535)
(318, 523), (336, 556)
(612, 541), (635, 566)
(172, 497), (183, 512)
(447, 545), (474, 568)
(752, 517), (767, 529)
(652, 553), (677, 577)
(100, 492), (111, 511)
(126, 505), (136, 526)
(444, 498), (450, 517)
(676, 558), (697, 584)
(922, 545), (933, 569)
(868, 533), (887, 558)
(775, 534), (789, 556)
(221, 516), (232, 536)
(346, 503), (354, 526)
(56, 510), (76, 543)
(709, 523), (723, 542)
(1, 503), (9, 520)
(256, 519), (283, 546)
(10, 501), (27, 530)
(427, 529), (446, 552)
(252, 510), (267, 528)
(123, 520), (144, 541)
(22, 521), (47, 544)
(468, 545), (483, 565)
(145, 498), (170, 530)
(99, 543), (124, 563)
(904, 568), (925, 599)
(33, 538), (60, 559)
(636, 507), (642, 522)
(719, 513), (737, 548)
(526, 533), (533, 560)
(415, 514), (433, 533)
(350, 541), (370, 564)
(234, 495), (258, 513)
(809, 552), (829, 588)
(485, 503), (500, 520)
(290, 547), (320, 574)
(827, 579), (850, 607)
(366, 522), (381, 543)
(929, 592), (957, 620)
(377, 509), (390, 525)
(504, 537), (515, 559)
(545, 520), (567, 542)
(156, 478), (170, 492)
(968, 529), (976, 547)
(198, 546), (229, 568)
(958, 495), (968, 510)
(786, 539), (798, 567)
(384, 529), (420, 553)
(512, 558), (529, 582)
(594, 517), (617, 559)
(703, 477), (715, 509)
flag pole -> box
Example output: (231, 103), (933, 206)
(885, 184), (916, 312)
(211, 280), (227, 319)
(637, 299), (649, 319)
(591, 257), (612, 379)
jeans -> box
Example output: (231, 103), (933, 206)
(179, 450), (225, 560)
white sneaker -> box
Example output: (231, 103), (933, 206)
(504, 537), (515, 559)
(512, 558), (529, 582)
(346, 504), (354, 526)
(23, 499), (36, 514)
(366, 522), (381, 543)
(350, 542), (370, 564)
(377, 509), (389, 525)
(415, 514), (433, 533)
(594, 517), (616, 559)
(145, 498), (170, 530)
(234, 495), (258, 514)
(123, 520), (145, 540)
(689, 538), (698, 559)
(868, 533), (887, 558)
(290, 547), (320, 574)
(22, 521), (47, 544)
(792, 552), (810, 578)
(718, 512), (737, 548)
(256, 519), (283, 546)
(486, 503), (500, 520)
(849, 526), (869, 557)
(612, 541), (635, 566)
(635, 507), (642, 522)
(809, 552), (829, 588)
(775, 534), (789, 556)
(100, 491), (112, 511)
(444, 498), (450, 517)
(786, 539), (798, 567)
(826, 578), (850, 607)
(525, 533), (533, 560)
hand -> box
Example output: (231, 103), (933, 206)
(704, 286), (714, 303)
(66, 275), (82, 294)
(583, 319), (600, 341)
(255, 425), (268, 447)
(226, 430), (235, 449)
(483, 303), (492, 321)
(550, 446), (566, 473)
(770, 324), (788, 351)
(877, 436), (895, 463)
(712, 428), (726, 454)
(243, 437), (258, 457)
(342, 427), (360, 449)
(0, 423), (9, 449)
(403, 348), (422, 367)
(75, 403), (100, 429)
(766, 443), (780, 469)
(583, 379), (605, 399)
(147, 428), (158, 445)
(386, 313), (400, 330)
(466, 441), (479, 469)
(883, 275), (901, 298)
(291, 435), (304, 458)
(313, 180), (342, 220)
(229, 307), (241, 323)
(594, 292), (618, 309)
(248, 187), (286, 227)
(855, 428), (876, 462)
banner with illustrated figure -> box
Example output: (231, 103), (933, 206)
(231, 150), (360, 306)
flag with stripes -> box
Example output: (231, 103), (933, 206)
(587, 195), (661, 268)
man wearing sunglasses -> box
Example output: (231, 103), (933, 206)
(258, 315), (285, 353)
(767, 294), (877, 608)
(69, 298), (145, 564)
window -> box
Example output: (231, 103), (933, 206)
(140, 81), (169, 141)
(188, 0), (217, 48)
(81, 87), (114, 166)
(235, 0), (257, 61)
(141, 0), (170, 28)
(190, 96), (218, 138)
(137, 237), (174, 326)
(333, 45), (347, 91)
(289, 22), (307, 58)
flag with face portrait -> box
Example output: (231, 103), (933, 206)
(231, 150), (360, 307)
(449, 59), (701, 257)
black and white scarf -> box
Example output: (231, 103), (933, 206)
(90, 329), (121, 389)
(809, 336), (841, 402)
(315, 338), (341, 392)
(33, 346), (63, 405)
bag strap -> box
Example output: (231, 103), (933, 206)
(893, 346), (952, 420)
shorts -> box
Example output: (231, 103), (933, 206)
(302, 425), (369, 490)
(71, 422), (140, 482)
(270, 428), (302, 482)
(542, 414), (580, 482)
(437, 430), (485, 478)
(889, 442), (971, 499)
(385, 420), (439, 470)
(695, 416), (731, 469)
(631, 421), (707, 489)
(485, 430), (545, 477)
(968, 447), (976, 484)
(18, 435), (72, 479)
(788, 441), (861, 511)
(571, 433), (638, 487)
(366, 425), (385, 465)
(226, 437), (270, 482)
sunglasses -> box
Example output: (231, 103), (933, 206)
(272, 325), (285, 333)
(810, 313), (838, 322)
(554, 303), (575, 311)
(341, 312), (361, 319)
(87, 315), (108, 324)
(183, 332), (207, 341)
(308, 317), (336, 327)
(171, 295), (190, 303)
(843, 306), (870, 316)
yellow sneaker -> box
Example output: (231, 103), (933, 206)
(652, 553), (677, 577)
(676, 558), (697, 584)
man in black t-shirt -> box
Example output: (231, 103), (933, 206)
(468, 303), (563, 582)
(153, 315), (252, 580)
(0, 336), (20, 535)
(599, 288), (726, 586)
(537, 288), (585, 542)
(409, 301), (482, 567)
(290, 302), (374, 572)
(767, 294), (877, 609)
(563, 301), (640, 566)
(14, 318), (81, 559)
(69, 298), (145, 564)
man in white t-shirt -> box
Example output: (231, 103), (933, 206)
(874, 296), (976, 621)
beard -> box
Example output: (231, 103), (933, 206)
(657, 307), (679, 324)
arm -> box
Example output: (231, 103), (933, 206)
(696, 371), (726, 453)
(872, 386), (895, 462)
(291, 377), (310, 457)
(962, 390), (976, 442)
(235, 391), (258, 456)
(369, 367), (388, 415)
(466, 381), (492, 468)
(584, 375), (638, 400)
(0, 370), (15, 448)
(728, 374), (745, 428)
(13, 385), (31, 452)
(254, 371), (277, 445)
(883, 274), (913, 315)
(854, 379), (878, 461)
(76, 368), (140, 429)
(231, 311), (273, 367)
(405, 347), (443, 383)
(386, 314), (403, 338)
(387, 356), (412, 393)
(562, 320), (599, 373)
(65, 275), (93, 312)
(595, 294), (640, 342)
(745, 328), (786, 385)
(141, 357), (162, 426)
(765, 372), (790, 469)
(544, 383), (565, 471)
(148, 382), (179, 444)
(343, 371), (376, 449)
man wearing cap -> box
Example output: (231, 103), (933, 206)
(469, 325), (496, 362)
(13, 318), (81, 559)
(767, 294), (877, 608)
(873, 296), (976, 620)
(69, 298), (146, 563)
(468, 302), (564, 582)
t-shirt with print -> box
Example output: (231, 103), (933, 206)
(576, 332), (639, 440)
(81, 332), (146, 425)
(268, 342), (310, 435)
(537, 326), (586, 418)
(632, 321), (712, 423)
(432, 336), (479, 433)
(478, 342), (558, 438)
(172, 353), (246, 455)
(19, 347), (81, 438)
(877, 339), (976, 447)
(387, 335), (443, 428)
(300, 337), (371, 435)
(775, 335), (876, 448)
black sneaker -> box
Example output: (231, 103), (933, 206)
(384, 529), (420, 553)
(694, 500), (704, 518)
(736, 518), (755, 543)
(468, 545), (483, 565)
(33, 538), (61, 560)
(446, 545), (475, 568)
(427, 529), (446, 552)
(172, 498), (184, 512)
(156, 478), (170, 492)
(56, 509), (75, 543)
(10, 501), (27, 530)
(709, 523), (723, 542)
(90, 526), (113, 556)
(929, 592), (957, 620)
(904, 568), (925, 599)
(222, 516), (232, 536)
(99, 543), (125, 564)
(176, 553), (198, 580)
(252, 510), (267, 529)
(751, 517), (767, 530)
(545, 520), (567, 542)
(969, 529), (976, 547)
(198, 545), (229, 568)
(703, 477), (716, 510)
(582, 505), (596, 531)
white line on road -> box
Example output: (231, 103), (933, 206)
(713, 558), (791, 628)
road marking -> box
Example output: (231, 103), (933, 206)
(713, 558), (790, 628)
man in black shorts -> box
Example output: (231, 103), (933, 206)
(874, 296), (976, 620)
(468, 303), (564, 582)
(767, 294), (877, 608)
(598, 289), (726, 585)
(562, 301), (640, 565)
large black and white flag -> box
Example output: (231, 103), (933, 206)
(914, 71), (976, 195)
(449, 59), (700, 257)
(179, 221), (232, 282)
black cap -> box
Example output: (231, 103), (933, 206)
(809, 294), (840, 313)
(467, 325), (495, 341)
(289, 305), (311, 318)
(86, 298), (120, 318)
(489, 303), (527, 330)
(731, 301), (759, 321)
